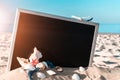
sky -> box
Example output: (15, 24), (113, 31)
(0, 0), (120, 33)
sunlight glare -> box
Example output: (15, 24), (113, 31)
(0, 9), (9, 24)
(0, 8), (10, 32)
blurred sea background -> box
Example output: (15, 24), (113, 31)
(1, 23), (120, 34)
(1, 0), (120, 34)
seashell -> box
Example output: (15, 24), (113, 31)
(42, 61), (48, 68)
(33, 47), (43, 59)
(36, 72), (46, 79)
(72, 73), (80, 80)
(24, 64), (35, 70)
(46, 70), (56, 75)
(29, 47), (43, 63)
(36, 62), (46, 70)
(79, 66), (85, 72)
(16, 57), (29, 68)
(55, 66), (63, 72)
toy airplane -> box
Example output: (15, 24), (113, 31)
(71, 15), (93, 22)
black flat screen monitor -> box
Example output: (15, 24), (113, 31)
(7, 9), (98, 71)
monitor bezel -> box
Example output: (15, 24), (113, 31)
(7, 8), (99, 71)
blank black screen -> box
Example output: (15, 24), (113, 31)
(11, 12), (95, 70)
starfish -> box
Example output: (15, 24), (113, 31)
(31, 59), (38, 66)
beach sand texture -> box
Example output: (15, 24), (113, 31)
(0, 33), (120, 80)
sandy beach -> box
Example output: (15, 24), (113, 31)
(0, 33), (120, 80)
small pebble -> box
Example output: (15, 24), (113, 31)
(46, 70), (56, 75)
(36, 72), (46, 79)
(79, 66), (85, 72)
(72, 73), (80, 80)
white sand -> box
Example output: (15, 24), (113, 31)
(0, 33), (120, 80)
(0, 66), (120, 80)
